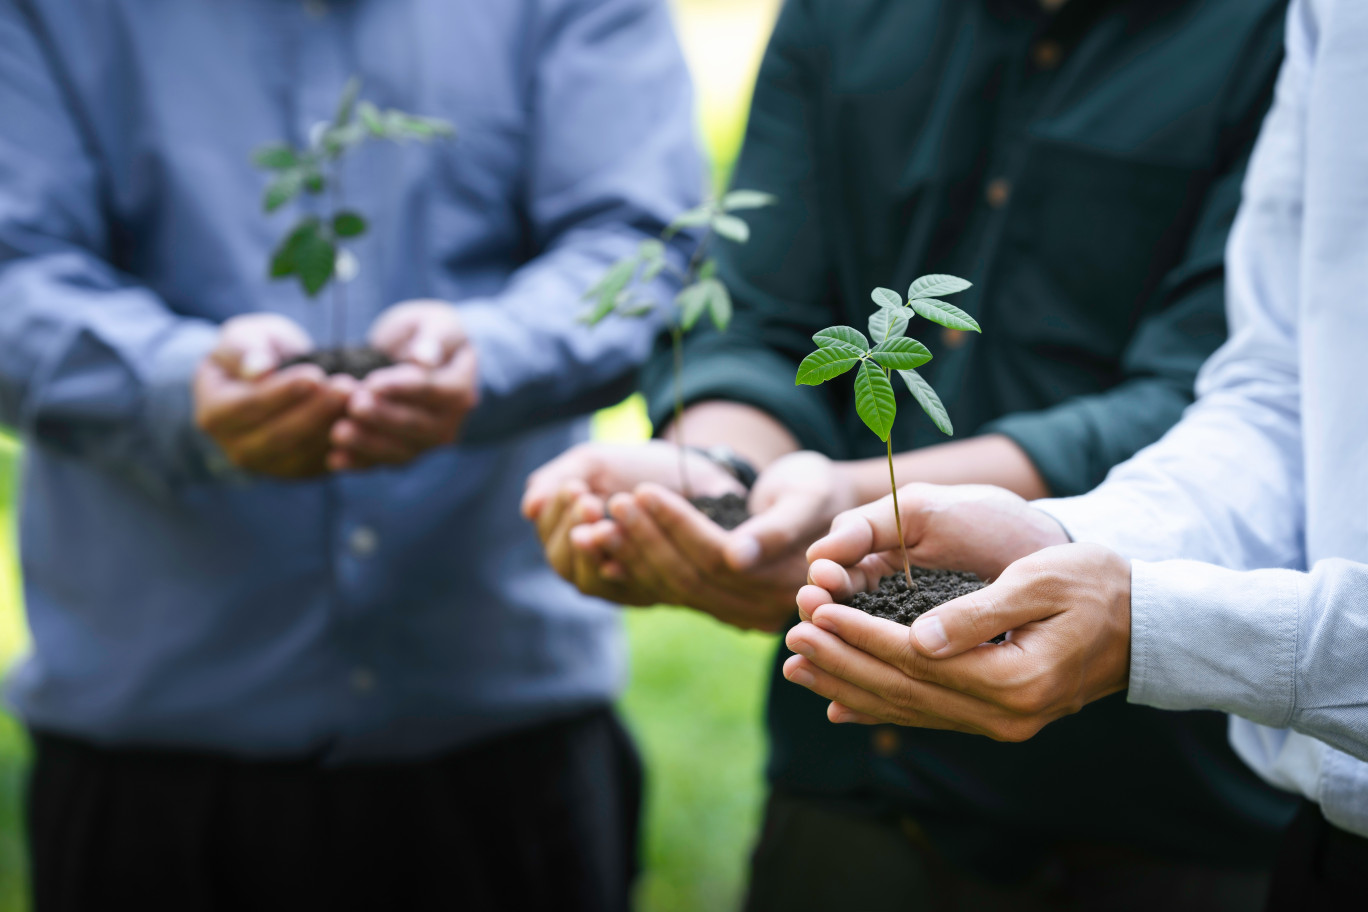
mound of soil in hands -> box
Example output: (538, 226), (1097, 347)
(852, 568), (996, 638)
(691, 493), (750, 531)
(282, 347), (394, 380)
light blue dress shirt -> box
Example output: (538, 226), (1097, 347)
(1042, 0), (1368, 837)
(0, 0), (701, 762)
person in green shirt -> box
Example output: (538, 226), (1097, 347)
(525, 0), (1297, 908)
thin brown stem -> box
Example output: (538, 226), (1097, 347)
(672, 326), (692, 499)
(887, 435), (915, 590)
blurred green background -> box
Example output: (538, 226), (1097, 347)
(0, 1), (782, 909)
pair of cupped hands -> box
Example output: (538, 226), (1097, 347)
(193, 301), (479, 478)
(524, 444), (1134, 743)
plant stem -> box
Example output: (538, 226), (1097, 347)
(887, 435), (915, 590)
(672, 326), (692, 499)
(331, 171), (346, 349)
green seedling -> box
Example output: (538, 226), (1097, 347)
(582, 190), (777, 495)
(252, 77), (454, 344)
(796, 275), (978, 588)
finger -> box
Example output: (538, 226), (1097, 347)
(806, 487), (937, 568)
(828, 703), (886, 726)
(231, 387), (347, 469)
(726, 490), (824, 571)
(408, 320), (466, 369)
(634, 484), (731, 577)
(216, 316), (314, 380)
(545, 490), (595, 581)
(348, 388), (450, 448)
(607, 493), (688, 599)
(329, 422), (422, 469)
(197, 365), (328, 437)
(780, 654), (968, 733)
(910, 572), (1057, 659)
(536, 481), (587, 547)
(524, 449), (597, 520)
(796, 585), (833, 623)
(806, 559), (859, 601)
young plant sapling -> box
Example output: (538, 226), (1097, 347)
(796, 275), (978, 592)
(581, 190), (776, 516)
(253, 78), (454, 378)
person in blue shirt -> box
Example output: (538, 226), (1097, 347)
(0, 1), (700, 909)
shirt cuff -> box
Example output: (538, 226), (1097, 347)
(144, 319), (229, 481)
(1127, 558), (1299, 728)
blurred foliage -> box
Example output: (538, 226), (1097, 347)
(0, 3), (780, 910)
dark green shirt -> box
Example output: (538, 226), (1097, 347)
(643, 0), (1296, 877)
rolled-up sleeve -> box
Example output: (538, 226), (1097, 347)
(459, 0), (703, 444)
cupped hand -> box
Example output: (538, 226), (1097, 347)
(329, 300), (480, 471)
(785, 543), (1132, 741)
(194, 314), (353, 479)
(521, 441), (744, 604)
(806, 483), (1071, 590)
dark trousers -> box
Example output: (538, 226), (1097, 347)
(1264, 800), (1366, 911)
(744, 790), (1272, 912)
(27, 708), (641, 912)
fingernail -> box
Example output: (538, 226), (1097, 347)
(242, 350), (273, 379)
(913, 615), (949, 655)
(790, 640), (814, 659)
(786, 666), (815, 687)
(412, 336), (442, 367)
(727, 536), (761, 570)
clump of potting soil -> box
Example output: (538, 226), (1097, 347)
(283, 347), (394, 380)
(852, 568), (994, 639)
(691, 493), (750, 531)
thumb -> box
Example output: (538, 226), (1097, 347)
(909, 569), (1050, 658)
(806, 485), (937, 568)
(724, 490), (822, 571)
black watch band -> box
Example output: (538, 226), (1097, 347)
(688, 445), (759, 491)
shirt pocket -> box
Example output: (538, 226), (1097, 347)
(996, 141), (1209, 367)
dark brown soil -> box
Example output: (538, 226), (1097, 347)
(852, 568), (998, 640)
(691, 493), (750, 531)
(282, 347), (394, 379)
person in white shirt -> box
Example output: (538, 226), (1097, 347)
(783, 0), (1368, 906)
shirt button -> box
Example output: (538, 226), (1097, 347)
(985, 177), (1012, 209)
(872, 728), (900, 758)
(351, 667), (377, 693)
(941, 328), (969, 349)
(349, 526), (379, 557)
(1032, 39), (1064, 71)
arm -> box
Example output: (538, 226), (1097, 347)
(843, 435), (1049, 503)
(976, 14), (1286, 498)
(458, 0), (703, 444)
(0, 3), (222, 495)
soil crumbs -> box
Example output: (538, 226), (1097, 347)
(691, 494), (750, 531)
(283, 347), (394, 380)
(851, 567), (988, 629)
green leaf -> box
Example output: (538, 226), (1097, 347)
(580, 293), (620, 326)
(711, 213), (750, 244)
(703, 278), (733, 332)
(900, 369), (953, 436)
(909, 297), (982, 332)
(637, 239), (667, 283)
(334, 77), (362, 128)
(268, 217), (322, 278)
(664, 203), (715, 237)
(616, 301), (656, 318)
(333, 212), (368, 238)
(263, 170), (304, 213)
(854, 360), (897, 441)
(358, 101), (387, 137)
(303, 166), (326, 194)
(869, 305), (910, 343)
(814, 326), (869, 351)
(252, 144), (299, 171)
(869, 336), (933, 370)
(871, 287), (903, 310)
(795, 343), (864, 386)
(676, 282), (711, 331)
(698, 258), (718, 281)
(295, 229), (337, 297)
(721, 189), (777, 212)
(908, 273), (972, 300)
(584, 257), (639, 303)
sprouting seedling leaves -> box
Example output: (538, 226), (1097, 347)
(580, 189), (778, 496)
(795, 273), (975, 587)
(254, 78), (455, 300)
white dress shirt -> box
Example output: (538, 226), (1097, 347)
(1040, 0), (1368, 837)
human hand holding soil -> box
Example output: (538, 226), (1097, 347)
(195, 314), (355, 479)
(327, 300), (480, 471)
(521, 441), (743, 605)
(785, 544), (1132, 741)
